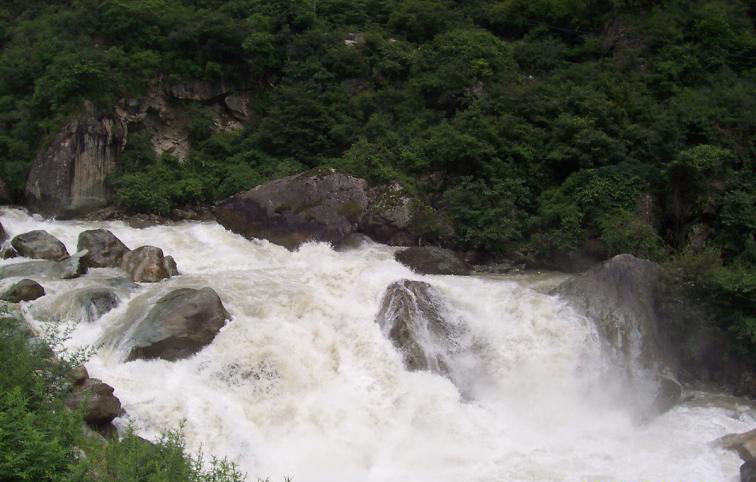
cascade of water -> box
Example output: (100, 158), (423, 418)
(1, 207), (752, 482)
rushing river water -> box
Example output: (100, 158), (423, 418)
(1, 207), (753, 482)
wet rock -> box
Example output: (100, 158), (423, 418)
(643, 376), (682, 419)
(0, 250), (88, 280)
(376, 280), (453, 372)
(0, 221), (6, 243)
(120, 246), (170, 282)
(743, 460), (756, 482)
(215, 169), (368, 250)
(25, 104), (126, 218)
(717, 428), (756, 462)
(1, 246), (18, 259)
(71, 365), (89, 386)
(102, 277), (140, 291)
(11, 230), (69, 261)
(554, 254), (665, 373)
(395, 247), (472, 275)
(360, 182), (453, 246)
(1, 279), (45, 303)
(65, 378), (122, 426)
(334, 233), (374, 251)
(77, 229), (130, 268)
(163, 256), (179, 276)
(0, 177), (10, 204)
(50, 287), (120, 323)
(126, 287), (230, 361)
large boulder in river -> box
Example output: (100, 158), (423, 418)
(215, 169), (368, 250)
(126, 287), (229, 361)
(77, 229), (130, 268)
(554, 254), (666, 374)
(743, 461), (756, 482)
(25, 104), (126, 218)
(65, 378), (121, 426)
(0, 250), (88, 280)
(120, 246), (171, 282)
(376, 280), (454, 372)
(1, 279), (45, 303)
(11, 230), (69, 261)
(395, 247), (472, 275)
(50, 287), (120, 323)
(716, 429), (756, 462)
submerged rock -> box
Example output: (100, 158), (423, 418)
(65, 378), (122, 426)
(77, 229), (130, 268)
(395, 247), (472, 275)
(126, 287), (230, 361)
(716, 428), (756, 462)
(120, 246), (170, 282)
(11, 230), (70, 261)
(376, 279), (454, 372)
(215, 169), (368, 250)
(1, 279), (45, 303)
(0, 250), (88, 280)
(49, 287), (120, 323)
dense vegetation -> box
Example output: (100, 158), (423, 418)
(0, 306), (251, 481)
(0, 1), (753, 350)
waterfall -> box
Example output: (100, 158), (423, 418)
(1, 207), (752, 482)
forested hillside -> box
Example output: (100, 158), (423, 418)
(1, 1), (754, 348)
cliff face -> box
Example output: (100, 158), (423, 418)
(25, 104), (126, 218)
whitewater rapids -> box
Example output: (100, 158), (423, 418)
(1, 207), (752, 482)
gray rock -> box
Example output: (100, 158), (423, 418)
(168, 79), (229, 101)
(25, 105), (126, 218)
(224, 94), (249, 121)
(716, 428), (756, 462)
(215, 169), (368, 250)
(0, 177), (10, 204)
(51, 287), (120, 323)
(1, 279), (45, 303)
(163, 256), (179, 276)
(360, 182), (453, 246)
(376, 280), (453, 372)
(126, 287), (230, 361)
(120, 246), (170, 282)
(65, 378), (121, 426)
(743, 460), (756, 482)
(102, 277), (141, 291)
(395, 247), (472, 275)
(1, 246), (18, 259)
(0, 250), (88, 280)
(0, 221), (6, 243)
(71, 365), (89, 386)
(11, 230), (70, 260)
(554, 254), (665, 374)
(77, 229), (130, 268)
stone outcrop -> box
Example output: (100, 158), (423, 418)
(168, 79), (229, 101)
(126, 287), (229, 361)
(215, 169), (369, 250)
(0, 250), (88, 280)
(1, 279), (45, 303)
(25, 104), (126, 218)
(50, 287), (120, 323)
(65, 378), (122, 426)
(120, 246), (171, 282)
(554, 254), (665, 374)
(376, 280), (454, 372)
(11, 230), (70, 261)
(360, 182), (454, 246)
(395, 247), (472, 275)
(77, 229), (130, 268)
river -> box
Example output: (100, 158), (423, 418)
(1, 207), (752, 481)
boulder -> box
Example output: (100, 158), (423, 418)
(743, 461), (756, 482)
(215, 169), (368, 250)
(120, 246), (170, 282)
(224, 94), (249, 121)
(126, 287), (230, 361)
(71, 365), (89, 386)
(163, 256), (179, 276)
(716, 429), (756, 462)
(0, 250), (88, 280)
(554, 254), (666, 374)
(395, 247), (472, 275)
(11, 230), (69, 261)
(0, 221), (6, 243)
(360, 182), (453, 246)
(0, 177), (10, 204)
(25, 104), (126, 218)
(1, 279), (45, 303)
(1, 246), (17, 259)
(50, 287), (120, 323)
(77, 229), (130, 268)
(65, 378), (121, 426)
(376, 280), (453, 372)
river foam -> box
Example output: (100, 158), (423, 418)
(1, 207), (752, 481)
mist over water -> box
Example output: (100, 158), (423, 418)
(1, 207), (753, 481)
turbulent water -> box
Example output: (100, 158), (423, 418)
(1, 207), (753, 482)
